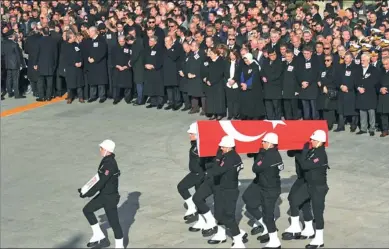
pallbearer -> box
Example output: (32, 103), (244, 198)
(177, 122), (206, 221)
(79, 140), (124, 249)
(242, 133), (283, 249)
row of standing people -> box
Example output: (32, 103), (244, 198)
(177, 122), (329, 249)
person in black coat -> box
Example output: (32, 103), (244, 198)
(24, 30), (41, 97)
(127, 34), (144, 106)
(186, 41), (206, 114)
(225, 50), (242, 120)
(261, 48), (284, 120)
(1, 30), (25, 99)
(317, 55), (338, 130)
(297, 46), (320, 120)
(64, 31), (85, 104)
(112, 35), (132, 105)
(178, 41), (192, 111)
(33, 27), (59, 102)
(355, 53), (380, 136)
(203, 47), (227, 120)
(163, 36), (182, 110)
(334, 52), (360, 132)
(56, 33), (68, 98)
(143, 35), (164, 109)
(377, 57), (389, 137)
(86, 26), (109, 103)
(78, 33), (91, 101)
(239, 53), (266, 120)
(282, 50), (301, 120)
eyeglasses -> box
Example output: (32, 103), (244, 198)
(229, 38), (235, 41)
(324, 47), (331, 49)
(325, 59), (332, 62)
(148, 21), (155, 24)
(169, 25), (174, 28)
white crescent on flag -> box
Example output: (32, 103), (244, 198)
(219, 121), (266, 142)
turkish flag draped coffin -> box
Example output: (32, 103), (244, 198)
(197, 120), (329, 157)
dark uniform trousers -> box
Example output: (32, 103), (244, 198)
(83, 193), (124, 239)
(68, 87), (84, 100)
(38, 76), (53, 99)
(338, 114), (359, 130)
(166, 86), (181, 105)
(299, 185), (328, 230)
(218, 188), (240, 236)
(182, 92), (191, 108)
(265, 99), (282, 120)
(6, 69), (20, 96)
(177, 172), (204, 200)
(242, 183), (279, 233)
(302, 100), (319, 120)
(193, 179), (214, 214)
(288, 178), (313, 221)
(381, 114), (389, 132)
(90, 85), (106, 100)
(114, 88), (132, 102)
(283, 99), (300, 120)
(150, 96), (163, 106)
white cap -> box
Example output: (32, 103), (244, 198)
(187, 122), (198, 134)
(262, 132), (278, 144)
(310, 130), (326, 143)
(218, 135), (235, 148)
(99, 139), (115, 153)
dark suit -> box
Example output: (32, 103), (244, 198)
(1, 39), (25, 97)
(34, 35), (59, 99)
(130, 38), (144, 104)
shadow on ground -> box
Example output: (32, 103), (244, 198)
(53, 234), (84, 248)
(98, 191), (141, 248)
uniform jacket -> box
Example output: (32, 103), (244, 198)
(252, 148), (283, 189)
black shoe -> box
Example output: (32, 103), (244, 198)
(99, 98), (106, 103)
(188, 226), (201, 232)
(350, 127), (357, 132)
(251, 226), (264, 235)
(305, 244), (324, 249)
(36, 98), (45, 102)
(15, 95), (26, 99)
(181, 106), (191, 111)
(216, 115), (223, 120)
(8, 93), (15, 98)
(333, 127), (345, 132)
(262, 246), (281, 249)
(281, 232), (301, 240)
(113, 99), (120, 105)
(356, 131), (367, 135)
(146, 104), (155, 108)
(164, 105), (173, 110)
(257, 233), (270, 243)
(202, 226), (217, 237)
(183, 212), (197, 221)
(45, 97), (52, 101)
(328, 125), (333, 131)
(209, 115), (216, 120)
(208, 238), (227, 244)
(1, 96), (4, 100)
(86, 238), (110, 248)
(188, 109), (199, 114)
(227, 116), (233, 120)
(88, 98), (97, 103)
(242, 233), (249, 243)
(299, 234), (315, 239)
(369, 131), (375, 136)
(172, 104), (181, 111)
(157, 104), (163, 109)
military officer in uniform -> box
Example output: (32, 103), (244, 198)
(242, 133), (283, 249)
(177, 122), (206, 221)
(297, 130), (330, 249)
(79, 139), (124, 249)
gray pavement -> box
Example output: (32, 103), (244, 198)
(1, 97), (389, 248)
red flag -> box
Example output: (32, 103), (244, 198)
(197, 120), (328, 157)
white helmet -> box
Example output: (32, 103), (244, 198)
(99, 139), (116, 153)
(187, 122), (198, 134)
(310, 130), (326, 143)
(218, 135), (235, 148)
(262, 132), (278, 144)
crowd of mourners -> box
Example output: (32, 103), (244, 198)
(1, 0), (389, 137)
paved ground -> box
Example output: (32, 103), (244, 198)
(1, 96), (389, 248)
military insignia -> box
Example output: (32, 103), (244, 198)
(220, 160), (225, 167)
(105, 170), (110, 176)
(257, 161), (262, 166)
(313, 158), (319, 163)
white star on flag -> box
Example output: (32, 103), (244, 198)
(264, 120), (287, 129)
